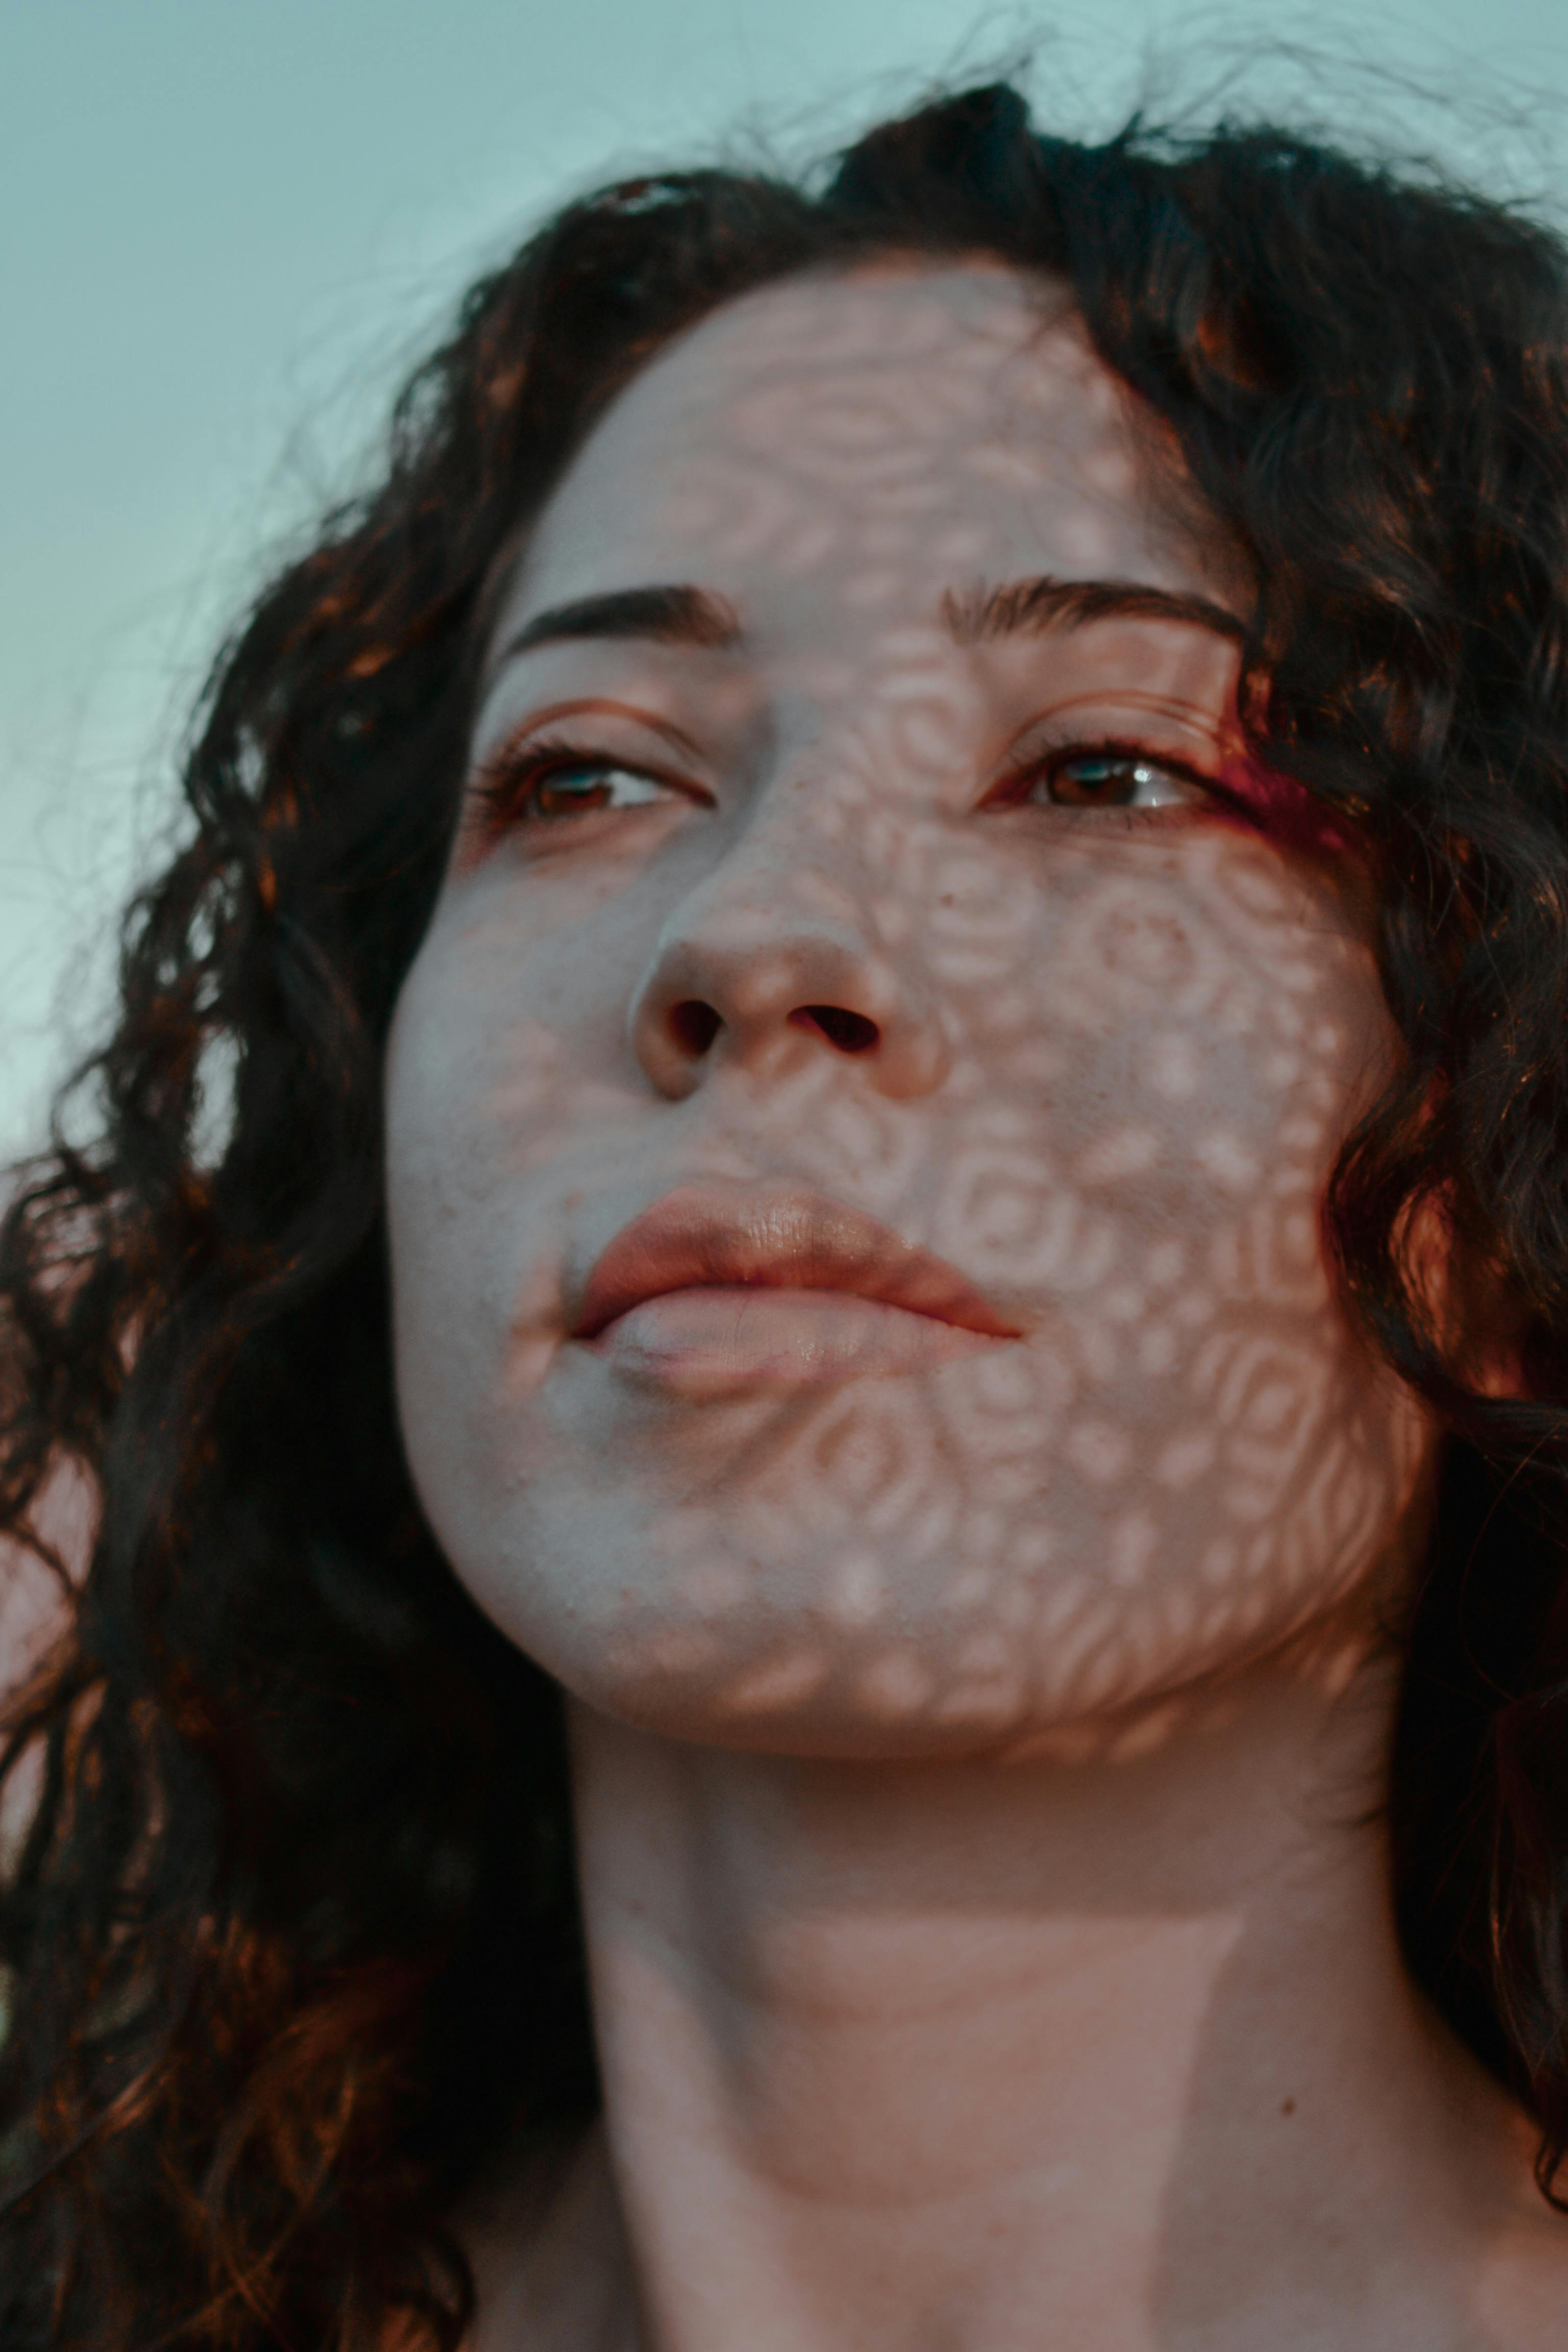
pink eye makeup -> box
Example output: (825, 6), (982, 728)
(996, 739), (1215, 813)
(1213, 752), (1367, 867)
(457, 698), (1360, 876)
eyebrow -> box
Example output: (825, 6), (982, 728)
(484, 570), (1246, 685)
(940, 573), (1248, 648)
(488, 583), (743, 675)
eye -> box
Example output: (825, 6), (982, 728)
(477, 745), (682, 826)
(1019, 747), (1204, 810)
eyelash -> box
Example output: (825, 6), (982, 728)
(995, 736), (1216, 814)
(471, 731), (691, 832)
(469, 729), (1218, 836)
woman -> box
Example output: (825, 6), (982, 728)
(5, 71), (1568, 2349)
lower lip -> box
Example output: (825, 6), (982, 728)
(584, 1285), (1006, 1393)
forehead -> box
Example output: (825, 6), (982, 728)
(510, 260), (1231, 624)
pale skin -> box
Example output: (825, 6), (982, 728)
(383, 260), (1568, 2347)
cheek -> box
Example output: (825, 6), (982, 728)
(383, 908), (585, 1538)
(930, 842), (1407, 1562)
(925, 824), (1392, 1227)
(501, 836), (1428, 1757)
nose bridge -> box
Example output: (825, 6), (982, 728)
(627, 775), (947, 1102)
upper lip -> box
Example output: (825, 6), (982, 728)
(572, 1185), (1021, 1341)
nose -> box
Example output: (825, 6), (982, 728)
(629, 861), (950, 1102)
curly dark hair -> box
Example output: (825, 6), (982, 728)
(6, 69), (1568, 2349)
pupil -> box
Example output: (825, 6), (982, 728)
(1058, 756), (1138, 803)
(538, 766), (612, 815)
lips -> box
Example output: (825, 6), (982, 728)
(572, 1185), (1020, 1344)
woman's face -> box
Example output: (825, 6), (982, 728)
(385, 260), (1431, 1758)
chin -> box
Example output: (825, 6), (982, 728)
(447, 1491), (1396, 1767)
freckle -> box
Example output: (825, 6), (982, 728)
(1066, 1421), (1132, 1482)
(1281, 2098), (1296, 2117)
(857, 1650), (935, 1716)
(720, 1652), (829, 1713)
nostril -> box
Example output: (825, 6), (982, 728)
(669, 999), (723, 1058)
(792, 1004), (880, 1055)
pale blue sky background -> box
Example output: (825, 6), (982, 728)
(6, 0), (1568, 1162)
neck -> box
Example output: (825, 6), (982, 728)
(485, 1653), (1539, 2351)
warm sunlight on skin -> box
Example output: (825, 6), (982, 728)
(387, 262), (1429, 1761)
(383, 267), (1568, 2351)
